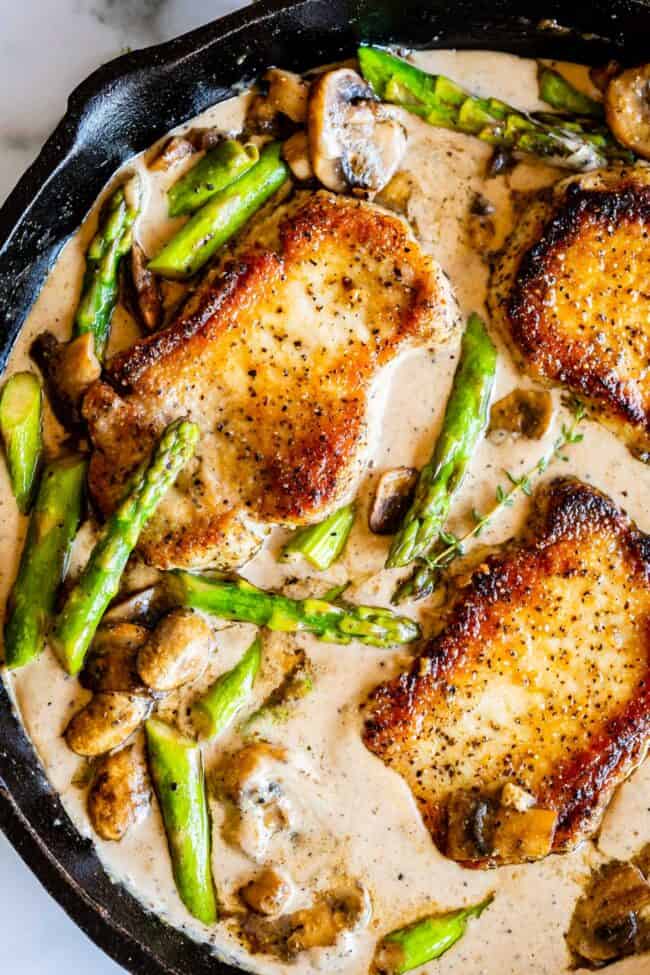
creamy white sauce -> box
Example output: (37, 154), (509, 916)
(1, 49), (649, 975)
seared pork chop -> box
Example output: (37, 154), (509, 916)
(364, 478), (650, 868)
(489, 166), (650, 460)
(84, 191), (456, 570)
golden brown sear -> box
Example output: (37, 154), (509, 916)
(363, 478), (650, 868)
(84, 191), (455, 571)
(489, 167), (650, 460)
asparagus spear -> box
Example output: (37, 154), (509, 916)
(281, 503), (355, 571)
(4, 457), (86, 669)
(358, 46), (632, 169)
(53, 419), (199, 676)
(374, 895), (493, 974)
(191, 636), (261, 739)
(145, 718), (217, 925)
(167, 572), (420, 648)
(0, 372), (43, 514)
(394, 401), (586, 602)
(168, 140), (260, 217)
(149, 141), (289, 279)
(387, 314), (496, 569)
(74, 181), (139, 360)
(537, 65), (603, 118)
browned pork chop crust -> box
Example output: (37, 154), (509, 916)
(489, 167), (650, 459)
(364, 478), (650, 867)
(84, 191), (456, 570)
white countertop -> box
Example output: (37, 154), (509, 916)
(0, 3), (247, 972)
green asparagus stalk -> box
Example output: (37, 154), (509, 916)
(191, 636), (261, 739)
(537, 65), (603, 118)
(394, 401), (586, 603)
(168, 140), (260, 217)
(74, 181), (139, 360)
(4, 457), (86, 669)
(281, 504), (355, 571)
(358, 46), (632, 169)
(0, 372), (43, 514)
(149, 141), (289, 279)
(53, 419), (199, 676)
(167, 572), (420, 648)
(387, 314), (496, 569)
(145, 718), (217, 925)
(374, 895), (493, 974)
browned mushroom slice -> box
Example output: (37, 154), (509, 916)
(605, 65), (650, 159)
(240, 868), (293, 916)
(31, 330), (101, 429)
(265, 69), (309, 124)
(590, 60), (622, 93)
(136, 608), (212, 692)
(282, 131), (314, 181)
(445, 787), (557, 865)
(65, 693), (151, 757)
(80, 623), (149, 694)
(126, 241), (163, 332)
(489, 388), (554, 439)
(567, 860), (650, 967)
(240, 884), (371, 959)
(368, 467), (418, 535)
(247, 69), (310, 136)
(87, 745), (150, 841)
(308, 68), (407, 196)
(148, 135), (197, 172)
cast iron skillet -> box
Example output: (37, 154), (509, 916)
(1, 0), (649, 971)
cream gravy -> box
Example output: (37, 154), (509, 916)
(2, 49), (650, 975)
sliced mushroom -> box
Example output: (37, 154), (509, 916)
(567, 860), (650, 966)
(136, 608), (212, 692)
(148, 135), (197, 172)
(241, 883), (371, 959)
(31, 331), (101, 430)
(308, 68), (407, 197)
(80, 623), (149, 694)
(265, 69), (309, 124)
(247, 69), (310, 137)
(445, 788), (557, 864)
(65, 693), (151, 757)
(590, 60), (622, 94)
(240, 868), (293, 916)
(491, 806), (557, 862)
(126, 241), (163, 332)
(605, 64), (650, 159)
(368, 467), (418, 535)
(87, 745), (150, 841)
(500, 782), (536, 812)
(282, 131), (314, 181)
(489, 388), (554, 440)
(220, 742), (289, 802)
(219, 743), (292, 860)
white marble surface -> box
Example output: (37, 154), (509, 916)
(0, 4), (248, 971)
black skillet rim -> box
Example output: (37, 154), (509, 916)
(0, 1), (649, 972)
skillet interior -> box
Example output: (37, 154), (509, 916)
(1, 0), (650, 971)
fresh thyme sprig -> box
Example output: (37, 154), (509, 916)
(393, 400), (586, 603)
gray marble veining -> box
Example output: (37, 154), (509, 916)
(0, 0), (248, 203)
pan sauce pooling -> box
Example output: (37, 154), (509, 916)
(3, 47), (650, 975)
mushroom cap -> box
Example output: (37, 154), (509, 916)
(605, 64), (650, 159)
(308, 67), (407, 195)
